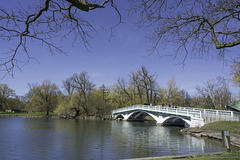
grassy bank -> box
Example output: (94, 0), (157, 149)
(181, 121), (240, 141)
(200, 121), (240, 138)
(182, 121), (240, 147)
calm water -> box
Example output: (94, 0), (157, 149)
(0, 117), (237, 160)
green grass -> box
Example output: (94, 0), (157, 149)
(152, 151), (240, 160)
(0, 112), (57, 117)
(200, 121), (240, 138)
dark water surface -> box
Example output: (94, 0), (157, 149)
(0, 117), (237, 160)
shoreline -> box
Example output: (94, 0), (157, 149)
(123, 151), (240, 160)
(0, 113), (113, 121)
(123, 151), (228, 160)
(180, 127), (240, 148)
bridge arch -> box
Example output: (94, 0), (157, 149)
(161, 115), (191, 127)
(115, 114), (125, 120)
(125, 110), (160, 122)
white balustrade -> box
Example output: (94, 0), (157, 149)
(112, 105), (237, 120)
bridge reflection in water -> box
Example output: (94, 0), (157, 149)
(112, 105), (240, 127)
(111, 121), (211, 157)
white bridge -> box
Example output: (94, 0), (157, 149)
(112, 105), (240, 127)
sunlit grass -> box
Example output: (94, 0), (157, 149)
(200, 121), (240, 138)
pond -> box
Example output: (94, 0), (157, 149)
(0, 117), (237, 160)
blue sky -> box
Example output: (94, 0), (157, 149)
(1, 0), (239, 97)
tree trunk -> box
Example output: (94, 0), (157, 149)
(46, 108), (49, 118)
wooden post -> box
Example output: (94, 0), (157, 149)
(221, 130), (225, 147)
(221, 130), (231, 152)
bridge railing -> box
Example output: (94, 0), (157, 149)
(178, 107), (235, 117)
(202, 109), (233, 117)
(112, 105), (239, 120)
(112, 105), (203, 118)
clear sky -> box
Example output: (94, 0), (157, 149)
(0, 0), (239, 97)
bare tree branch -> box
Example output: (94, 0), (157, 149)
(129, 0), (240, 63)
(0, 0), (120, 77)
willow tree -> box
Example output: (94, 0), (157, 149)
(129, 0), (240, 61)
(0, 0), (120, 76)
(26, 80), (60, 116)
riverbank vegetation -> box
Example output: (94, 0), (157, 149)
(0, 65), (239, 119)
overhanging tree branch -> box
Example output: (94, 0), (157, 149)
(0, 0), (120, 77)
(129, 0), (240, 63)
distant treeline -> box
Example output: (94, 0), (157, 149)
(0, 66), (237, 118)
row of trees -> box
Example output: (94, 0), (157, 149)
(115, 66), (236, 110)
(0, 65), (239, 118)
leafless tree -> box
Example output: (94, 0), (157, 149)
(63, 78), (74, 97)
(178, 89), (191, 107)
(130, 71), (144, 104)
(196, 76), (231, 109)
(0, 0), (121, 76)
(117, 66), (158, 105)
(128, 66), (159, 105)
(70, 71), (95, 116)
(117, 77), (133, 105)
(139, 65), (158, 104)
(129, 0), (240, 62)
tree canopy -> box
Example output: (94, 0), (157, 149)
(0, 84), (16, 111)
(1, 0), (240, 76)
(26, 80), (60, 116)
